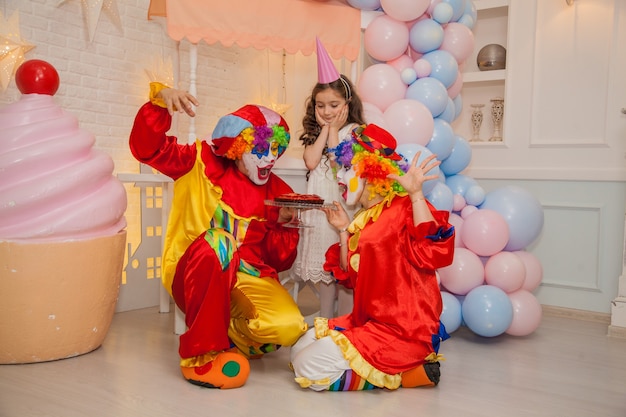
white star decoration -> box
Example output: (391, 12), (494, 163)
(0, 10), (35, 91)
(58, 0), (122, 43)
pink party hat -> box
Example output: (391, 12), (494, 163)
(316, 37), (340, 84)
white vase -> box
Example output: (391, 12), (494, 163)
(470, 104), (485, 142)
(490, 98), (504, 142)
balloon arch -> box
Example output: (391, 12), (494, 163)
(346, 0), (545, 338)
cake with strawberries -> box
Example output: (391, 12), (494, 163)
(0, 60), (127, 364)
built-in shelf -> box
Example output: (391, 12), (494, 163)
(474, 0), (510, 11)
(463, 69), (506, 83)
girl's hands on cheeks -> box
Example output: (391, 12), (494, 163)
(329, 103), (349, 130)
(315, 107), (328, 128)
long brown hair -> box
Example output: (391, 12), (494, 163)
(299, 74), (365, 146)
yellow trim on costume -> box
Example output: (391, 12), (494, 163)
(180, 351), (220, 368)
(161, 141), (263, 296)
(294, 376), (332, 389)
(313, 317), (402, 390)
(425, 352), (446, 362)
(313, 317), (330, 338)
(347, 192), (400, 235)
(149, 81), (170, 109)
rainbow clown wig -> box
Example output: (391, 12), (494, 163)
(331, 124), (410, 198)
(211, 105), (290, 160)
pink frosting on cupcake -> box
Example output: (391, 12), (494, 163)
(0, 63), (127, 242)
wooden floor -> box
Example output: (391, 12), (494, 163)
(1, 299), (626, 417)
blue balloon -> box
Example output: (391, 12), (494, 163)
(422, 50), (459, 88)
(432, 3), (454, 24)
(409, 19), (444, 54)
(479, 186), (544, 251)
(427, 118), (454, 161)
(437, 97), (456, 124)
(400, 68), (417, 85)
(405, 77), (449, 118)
(443, 0), (467, 22)
(457, 14), (475, 29)
(465, 185), (486, 206)
(462, 285), (513, 337)
(440, 291), (462, 333)
(439, 135), (472, 176)
(426, 181), (454, 212)
(452, 94), (463, 120)
(445, 173), (478, 196)
(396, 143), (440, 195)
(346, 0), (381, 11)
(463, 0), (477, 23)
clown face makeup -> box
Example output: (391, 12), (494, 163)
(238, 141), (280, 185)
(337, 166), (365, 206)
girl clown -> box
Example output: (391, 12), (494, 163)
(290, 124), (455, 391)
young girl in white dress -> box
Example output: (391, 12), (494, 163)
(290, 38), (366, 318)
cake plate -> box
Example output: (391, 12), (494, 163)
(264, 200), (336, 228)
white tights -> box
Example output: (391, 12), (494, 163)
(319, 282), (353, 318)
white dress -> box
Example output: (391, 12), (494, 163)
(291, 124), (357, 284)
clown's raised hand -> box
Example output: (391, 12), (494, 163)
(157, 88), (199, 117)
(388, 152), (440, 198)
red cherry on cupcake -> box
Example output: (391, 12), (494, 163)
(15, 59), (60, 96)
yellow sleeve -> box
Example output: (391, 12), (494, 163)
(149, 81), (170, 109)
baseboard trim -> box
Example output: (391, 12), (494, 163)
(542, 305), (610, 324)
(608, 325), (626, 339)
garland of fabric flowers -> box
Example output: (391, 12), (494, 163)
(224, 125), (290, 160)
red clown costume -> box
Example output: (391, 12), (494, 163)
(130, 83), (307, 389)
(290, 124), (455, 391)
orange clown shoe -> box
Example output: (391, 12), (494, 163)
(181, 351), (250, 389)
(400, 362), (441, 388)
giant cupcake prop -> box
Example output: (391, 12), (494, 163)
(0, 60), (128, 363)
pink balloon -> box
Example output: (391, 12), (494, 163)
(438, 247), (485, 295)
(357, 64), (407, 112)
(506, 290), (543, 336)
(440, 22), (475, 64)
(383, 99), (434, 145)
(364, 15), (410, 62)
(404, 13), (429, 29)
(408, 47), (423, 61)
(388, 54), (415, 73)
(447, 70), (463, 98)
(448, 212), (465, 248)
(461, 209), (509, 257)
(381, 0), (430, 22)
(513, 250), (544, 292)
(362, 101), (389, 129)
(452, 193), (466, 212)
(460, 205), (477, 218)
(484, 251), (526, 293)
(413, 58), (432, 78)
